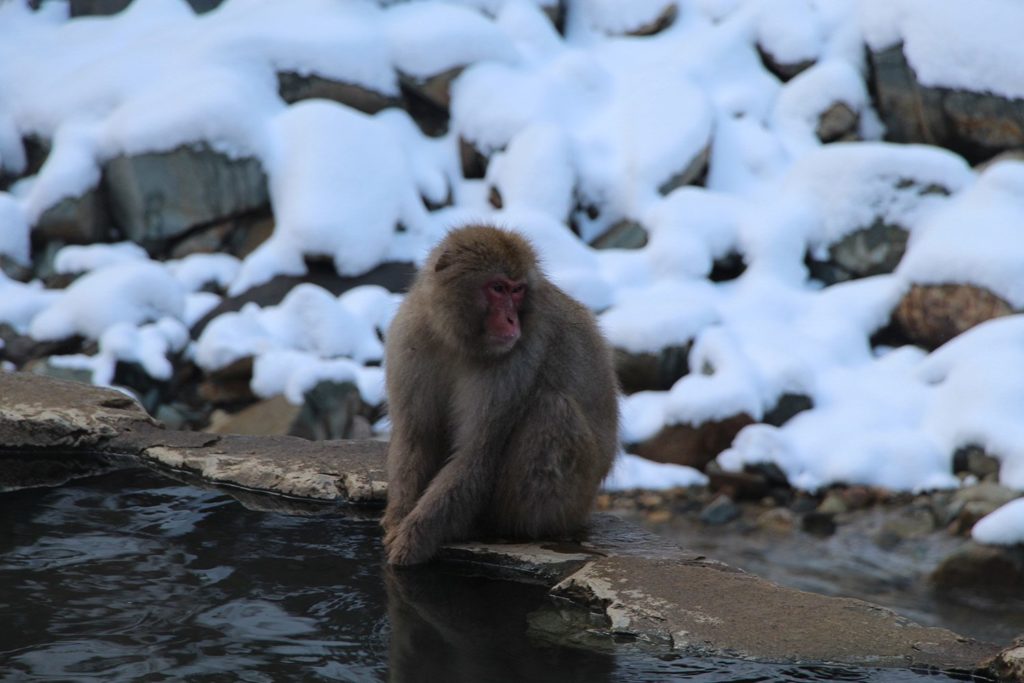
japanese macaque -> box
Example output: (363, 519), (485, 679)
(382, 225), (619, 566)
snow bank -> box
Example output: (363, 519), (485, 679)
(1, 0), (1023, 535)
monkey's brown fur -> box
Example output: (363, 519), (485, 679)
(382, 225), (619, 565)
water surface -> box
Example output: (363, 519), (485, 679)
(0, 470), (978, 682)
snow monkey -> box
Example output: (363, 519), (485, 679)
(382, 225), (619, 565)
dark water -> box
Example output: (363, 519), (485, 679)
(0, 471), (977, 682)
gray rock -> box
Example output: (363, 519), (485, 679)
(699, 494), (740, 525)
(614, 343), (688, 394)
(208, 381), (370, 441)
(104, 143), (269, 249)
(802, 511), (837, 537)
(758, 46), (813, 82)
(870, 44), (1024, 162)
(808, 221), (909, 285)
(68, 0), (223, 15)
(34, 185), (114, 245)
(0, 370), (387, 505)
(953, 444), (1001, 480)
(763, 392), (813, 426)
(591, 219), (649, 250)
(657, 144), (710, 196)
(816, 101), (859, 143)
(277, 72), (398, 113)
(931, 542), (1024, 598)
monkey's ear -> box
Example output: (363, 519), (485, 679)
(435, 250), (452, 272)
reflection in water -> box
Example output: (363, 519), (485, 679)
(0, 470), (973, 682)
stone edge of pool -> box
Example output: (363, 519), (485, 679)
(2, 371), (1019, 680)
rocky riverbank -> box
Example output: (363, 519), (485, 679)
(4, 371), (1023, 679)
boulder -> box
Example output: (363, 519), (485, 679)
(591, 219), (649, 250)
(894, 283), (1015, 349)
(34, 186), (113, 245)
(277, 72), (399, 113)
(758, 46), (813, 82)
(816, 101), (859, 143)
(657, 144), (710, 196)
(207, 381), (372, 441)
(869, 44), (1024, 163)
(631, 413), (754, 470)
(931, 542), (1024, 598)
(613, 343), (688, 394)
(104, 144), (269, 249)
(807, 221), (909, 285)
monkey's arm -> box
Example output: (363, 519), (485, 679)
(385, 449), (494, 566)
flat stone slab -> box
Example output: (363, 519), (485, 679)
(0, 372), (1008, 676)
(0, 371), (386, 505)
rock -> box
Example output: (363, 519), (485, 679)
(949, 483), (1021, 534)
(206, 395), (300, 436)
(34, 186), (114, 245)
(536, 515), (998, 669)
(710, 251), (747, 282)
(699, 494), (740, 525)
(756, 507), (796, 534)
(398, 67), (461, 136)
(0, 255), (31, 282)
(626, 2), (677, 37)
(168, 209), (274, 261)
(869, 44), (1024, 163)
(613, 343), (689, 394)
(875, 505), (935, 548)
(0, 371), (387, 506)
(591, 219), (649, 250)
(292, 381), (368, 441)
(104, 143), (269, 249)
(705, 462), (777, 501)
(277, 72), (398, 113)
(801, 511), (837, 537)
(758, 46), (814, 82)
(197, 356), (256, 406)
(839, 485), (876, 511)
(952, 445), (1001, 480)
(68, 0), (223, 15)
(459, 136), (489, 179)
(631, 413), (754, 471)
(894, 283), (1014, 349)
(807, 221), (909, 285)
(986, 642), (1024, 682)
(763, 392), (813, 427)
(816, 102), (859, 143)
(931, 542), (1024, 598)
(24, 357), (94, 386)
(191, 260), (415, 335)
(657, 144), (710, 196)
(207, 382), (371, 441)
(817, 491), (848, 515)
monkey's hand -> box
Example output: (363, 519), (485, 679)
(385, 511), (439, 566)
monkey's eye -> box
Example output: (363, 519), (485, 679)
(491, 283), (507, 294)
(511, 284), (526, 295)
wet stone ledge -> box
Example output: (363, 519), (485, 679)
(0, 372), (1015, 679)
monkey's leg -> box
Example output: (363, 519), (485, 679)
(490, 393), (599, 539)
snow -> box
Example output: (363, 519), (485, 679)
(860, 0), (1024, 100)
(1, 0), (1023, 541)
(972, 497), (1024, 546)
(604, 451), (709, 491)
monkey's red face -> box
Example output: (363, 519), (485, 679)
(482, 277), (526, 352)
